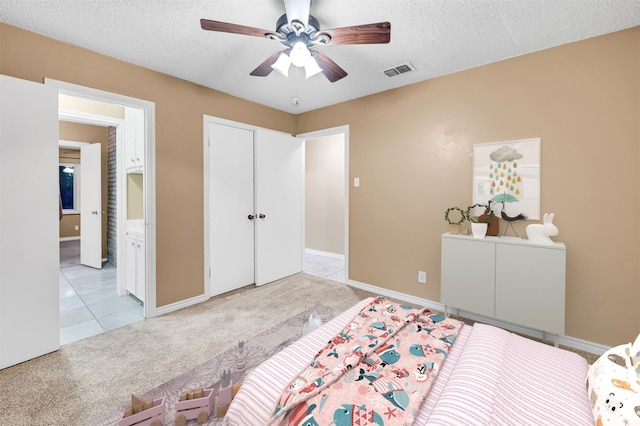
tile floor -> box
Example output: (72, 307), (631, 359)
(59, 240), (143, 345)
(60, 244), (338, 344)
(304, 251), (345, 282)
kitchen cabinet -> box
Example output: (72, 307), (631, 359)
(441, 233), (565, 335)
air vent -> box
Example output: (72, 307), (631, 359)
(382, 62), (416, 77)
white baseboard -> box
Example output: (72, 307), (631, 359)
(155, 294), (209, 317)
(59, 236), (80, 241)
(305, 248), (344, 259)
(346, 278), (610, 356)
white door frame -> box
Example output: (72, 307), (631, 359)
(45, 78), (157, 318)
(296, 125), (350, 282)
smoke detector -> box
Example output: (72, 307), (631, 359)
(291, 97), (301, 106)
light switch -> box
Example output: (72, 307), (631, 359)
(354, 177), (360, 187)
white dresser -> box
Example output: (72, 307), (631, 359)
(441, 233), (566, 335)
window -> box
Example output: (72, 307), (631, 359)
(59, 163), (80, 214)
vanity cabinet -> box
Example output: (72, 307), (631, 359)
(125, 230), (145, 303)
(441, 233), (565, 335)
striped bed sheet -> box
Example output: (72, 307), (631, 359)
(224, 298), (594, 425)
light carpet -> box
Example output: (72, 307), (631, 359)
(0, 272), (598, 425)
(0, 273), (376, 425)
(88, 304), (335, 425)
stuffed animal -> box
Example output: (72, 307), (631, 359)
(586, 333), (640, 425)
(525, 213), (559, 244)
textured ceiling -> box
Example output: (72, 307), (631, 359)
(1, 0), (638, 114)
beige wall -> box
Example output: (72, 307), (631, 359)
(1, 23), (295, 307)
(2, 22), (638, 346)
(58, 121), (109, 258)
(59, 94), (124, 119)
(305, 134), (345, 255)
(127, 174), (144, 220)
(297, 27), (640, 347)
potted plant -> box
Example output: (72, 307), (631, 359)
(444, 207), (466, 235)
(466, 203), (494, 238)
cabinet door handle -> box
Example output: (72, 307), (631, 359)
(248, 214), (255, 220)
(259, 213), (266, 219)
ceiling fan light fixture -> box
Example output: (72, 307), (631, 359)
(289, 42), (311, 67)
(271, 52), (291, 77)
(304, 56), (323, 78)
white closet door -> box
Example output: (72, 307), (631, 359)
(255, 129), (303, 285)
(209, 123), (255, 296)
(0, 75), (60, 369)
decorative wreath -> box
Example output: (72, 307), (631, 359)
(466, 203), (491, 223)
(444, 207), (466, 225)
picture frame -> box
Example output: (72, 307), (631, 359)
(472, 137), (540, 220)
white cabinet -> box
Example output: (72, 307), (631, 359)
(125, 229), (145, 303)
(124, 106), (144, 173)
(441, 236), (495, 317)
(441, 233), (565, 335)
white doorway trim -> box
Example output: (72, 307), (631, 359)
(44, 78), (157, 319)
(296, 125), (350, 282)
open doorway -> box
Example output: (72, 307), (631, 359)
(298, 127), (349, 283)
(57, 103), (144, 344)
(47, 78), (157, 344)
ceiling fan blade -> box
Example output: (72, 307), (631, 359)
(284, 0), (310, 27)
(311, 49), (348, 83)
(250, 50), (286, 77)
(319, 22), (391, 45)
(200, 19), (274, 38)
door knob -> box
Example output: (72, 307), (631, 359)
(248, 214), (255, 220)
(259, 213), (266, 219)
(91, 210), (99, 215)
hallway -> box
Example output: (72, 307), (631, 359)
(59, 240), (143, 345)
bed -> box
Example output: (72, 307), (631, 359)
(224, 297), (595, 425)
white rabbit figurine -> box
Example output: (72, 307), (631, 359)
(525, 213), (559, 244)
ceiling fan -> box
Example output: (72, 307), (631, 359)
(200, 0), (391, 83)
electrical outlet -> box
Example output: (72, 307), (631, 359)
(74, 225), (79, 230)
(418, 270), (427, 284)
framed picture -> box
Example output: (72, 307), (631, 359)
(472, 137), (540, 220)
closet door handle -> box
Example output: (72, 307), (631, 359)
(259, 213), (266, 219)
(248, 214), (255, 220)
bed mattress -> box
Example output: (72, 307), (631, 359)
(224, 298), (594, 425)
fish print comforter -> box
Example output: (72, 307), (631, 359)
(267, 296), (463, 426)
